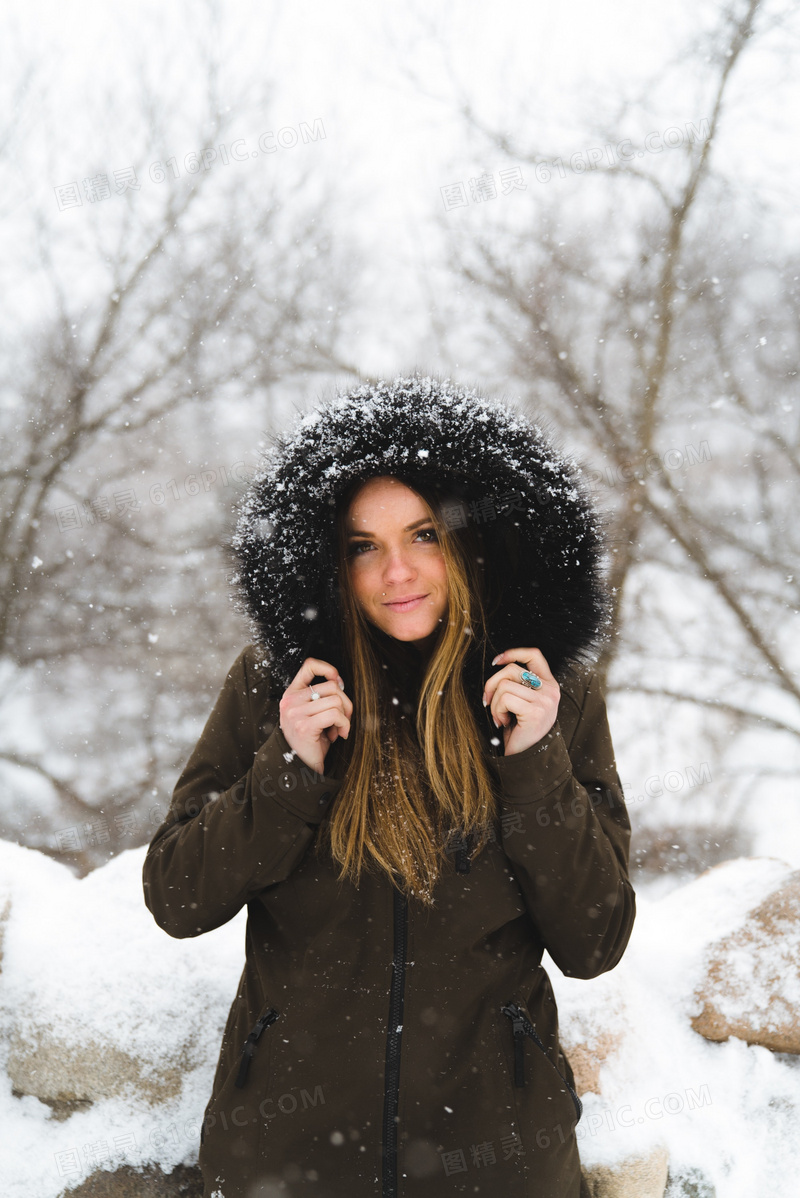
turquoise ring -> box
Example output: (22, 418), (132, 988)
(520, 670), (542, 690)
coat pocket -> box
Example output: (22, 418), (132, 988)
(234, 1005), (280, 1089)
(198, 1000), (282, 1170)
(501, 1001), (583, 1123)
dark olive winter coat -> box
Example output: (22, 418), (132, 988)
(142, 375), (636, 1198)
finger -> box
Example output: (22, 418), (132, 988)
(491, 680), (549, 727)
(492, 647), (554, 680)
(299, 678), (347, 703)
(286, 658), (344, 692)
(314, 707), (351, 739)
(302, 682), (353, 719)
(294, 697), (352, 739)
(281, 689), (354, 731)
(483, 648), (554, 704)
(293, 692), (347, 721)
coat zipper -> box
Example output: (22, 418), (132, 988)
(234, 1006), (280, 1089)
(454, 829), (472, 874)
(500, 1001), (583, 1122)
(382, 884), (409, 1197)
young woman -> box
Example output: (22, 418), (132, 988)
(142, 374), (636, 1198)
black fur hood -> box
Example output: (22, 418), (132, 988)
(229, 374), (610, 693)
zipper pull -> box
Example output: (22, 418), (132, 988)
(501, 1003), (526, 1087)
(234, 1008), (279, 1089)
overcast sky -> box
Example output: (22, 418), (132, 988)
(4, 0), (799, 374)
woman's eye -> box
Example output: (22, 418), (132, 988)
(348, 530), (436, 556)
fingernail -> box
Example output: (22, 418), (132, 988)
(491, 654), (501, 665)
(338, 678), (345, 689)
(492, 715), (499, 728)
(482, 694), (487, 706)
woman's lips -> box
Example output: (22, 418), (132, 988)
(383, 594), (428, 612)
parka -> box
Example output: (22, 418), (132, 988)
(142, 374), (636, 1198)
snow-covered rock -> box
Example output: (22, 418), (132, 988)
(582, 1142), (669, 1198)
(691, 868), (800, 1053)
(0, 838), (246, 1197)
(0, 840), (244, 1107)
(549, 855), (800, 1197)
(558, 968), (628, 1097)
(2, 844), (800, 1197)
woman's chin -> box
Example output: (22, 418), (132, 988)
(385, 625), (434, 644)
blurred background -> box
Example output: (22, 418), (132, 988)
(1, 0), (798, 893)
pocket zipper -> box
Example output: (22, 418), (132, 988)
(501, 1001), (583, 1122)
(234, 1007), (279, 1089)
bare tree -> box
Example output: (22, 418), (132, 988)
(0, 9), (363, 870)
(409, 1), (799, 758)
(369, 0), (800, 881)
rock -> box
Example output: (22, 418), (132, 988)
(664, 1164), (716, 1196)
(565, 1028), (625, 1097)
(0, 839), (243, 1109)
(14, 1090), (92, 1121)
(557, 969), (628, 1097)
(7, 1027), (188, 1104)
(56, 1163), (203, 1197)
(691, 869), (800, 1053)
(0, 889), (10, 970)
(581, 1142), (669, 1198)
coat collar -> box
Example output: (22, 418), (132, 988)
(230, 374), (609, 690)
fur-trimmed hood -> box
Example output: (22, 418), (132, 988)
(229, 374), (610, 693)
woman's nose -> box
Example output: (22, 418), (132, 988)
(382, 547), (416, 580)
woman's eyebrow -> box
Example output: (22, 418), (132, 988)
(346, 516), (433, 539)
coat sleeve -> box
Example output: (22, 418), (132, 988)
(142, 645), (342, 939)
(488, 670), (635, 980)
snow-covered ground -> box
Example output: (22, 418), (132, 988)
(1, 836), (799, 1197)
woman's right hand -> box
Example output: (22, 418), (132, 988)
(278, 657), (352, 776)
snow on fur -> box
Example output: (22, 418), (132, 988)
(229, 373), (609, 690)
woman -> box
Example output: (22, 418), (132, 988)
(142, 374), (636, 1198)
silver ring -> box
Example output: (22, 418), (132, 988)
(310, 689), (320, 701)
(520, 670), (542, 690)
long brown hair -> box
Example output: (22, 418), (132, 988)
(315, 473), (504, 905)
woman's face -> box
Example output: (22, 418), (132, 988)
(345, 476), (449, 652)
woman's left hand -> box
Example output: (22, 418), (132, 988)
(482, 647), (560, 756)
